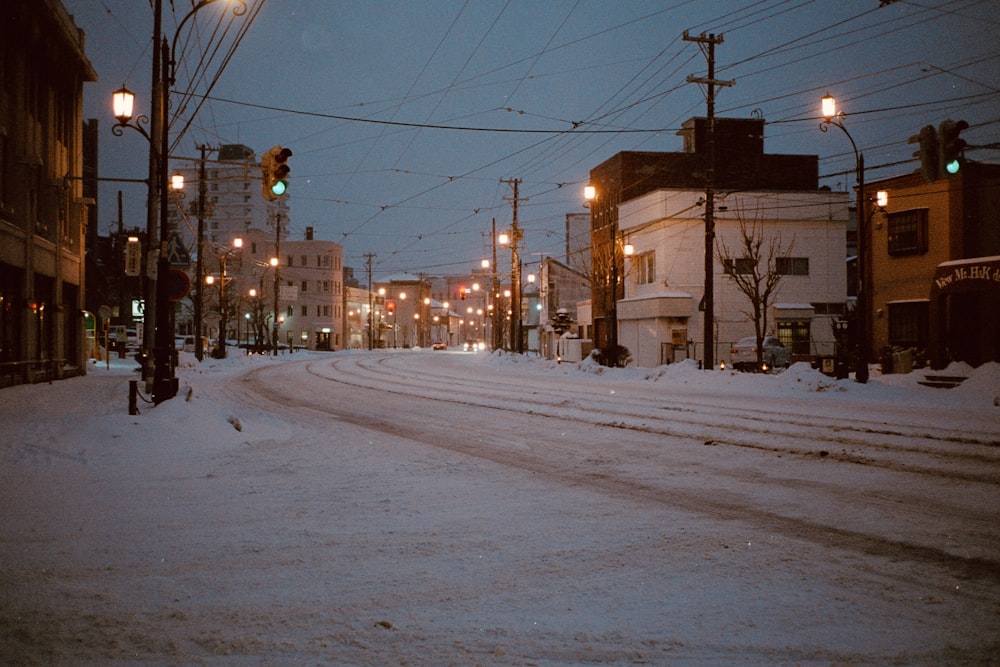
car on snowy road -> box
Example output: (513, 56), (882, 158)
(730, 335), (791, 372)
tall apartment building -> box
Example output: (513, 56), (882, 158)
(167, 144), (288, 251)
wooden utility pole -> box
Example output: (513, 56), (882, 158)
(192, 144), (217, 361)
(364, 252), (375, 349)
(684, 31), (733, 370)
(502, 178), (526, 353)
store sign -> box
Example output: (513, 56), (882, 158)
(933, 259), (1000, 292)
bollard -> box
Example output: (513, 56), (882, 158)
(129, 379), (139, 415)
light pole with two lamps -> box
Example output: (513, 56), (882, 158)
(110, 0), (246, 402)
(204, 237), (242, 358)
(820, 93), (887, 384)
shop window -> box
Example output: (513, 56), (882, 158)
(777, 320), (811, 355)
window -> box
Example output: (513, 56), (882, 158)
(723, 257), (755, 275)
(887, 301), (928, 347)
(776, 257), (809, 276)
(633, 251), (655, 285)
(887, 209), (929, 256)
(300, 280), (307, 292)
(301, 305), (308, 317)
(301, 255), (308, 267)
(777, 320), (811, 355)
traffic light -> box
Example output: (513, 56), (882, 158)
(261, 146), (292, 200)
(938, 119), (968, 177)
(459, 287), (466, 301)
(908, 124), (939, 182)
(386, 300), (395, 315)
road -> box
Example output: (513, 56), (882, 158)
(2, 351), (997, 665)
(224, 351), (1000, 664)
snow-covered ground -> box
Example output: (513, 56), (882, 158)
(1, 350), (998, 665)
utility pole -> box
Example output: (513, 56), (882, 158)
(272, 211), (282, 356)
(364, 252), (375, 350)
(502, 178), (526, 353)
(491, 219), (500, 351)
(193, 144), (217, 361)
(684, 31), (733, 371)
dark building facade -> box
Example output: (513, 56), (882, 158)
(0, 0), (97, 386)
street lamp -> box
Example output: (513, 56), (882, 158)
(498, 230), (524, 353)
(821, 92), (870, 383)
(110, 0), (246, 403)
(206, 237), (242, 358)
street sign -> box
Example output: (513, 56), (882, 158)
(167, 232), (192, 268)
(167, 268), (191, 301)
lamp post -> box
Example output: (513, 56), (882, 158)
(821, 93), (869, 383)
(110, 0), (245, 403)
(498, 231), (524, 353)
(206, 237), (241, 358)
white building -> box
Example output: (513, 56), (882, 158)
(617, 189), (848, 368)
(220, 227), (344, 351)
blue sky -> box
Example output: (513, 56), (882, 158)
(64, 0), (999, 279)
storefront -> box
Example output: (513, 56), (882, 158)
(929, 256), (1000, 368)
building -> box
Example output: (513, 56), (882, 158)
(1, 0), (97, 386)
(536, 257), (590, 360)
(167, 144), (288, 249)
(866, 162), (1000, 370)
(587, 117), (847, 368)
(376, 274), (433, 348)
(211, 227), (344, 351)
(617, 189), (847, 368)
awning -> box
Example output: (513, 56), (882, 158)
(617, 293), (693, 320)
(931, 256), (1000, 294)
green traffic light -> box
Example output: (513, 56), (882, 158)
(945, 159), (960, 175)
(271, 180), (287, 196)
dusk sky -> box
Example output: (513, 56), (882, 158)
(63, 0), (999, 279)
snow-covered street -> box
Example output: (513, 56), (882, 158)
(2, 351), (998, 665)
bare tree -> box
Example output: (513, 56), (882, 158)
(716, 205), (794, 368)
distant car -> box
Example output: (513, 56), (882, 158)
(432, 341), (447, 350)
(730, 335), (791, 371)
(463, 339), (486, 352)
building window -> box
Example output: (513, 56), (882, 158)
(300, 280), (307, 292)
(776, 257), (809, 276)
(887, 209), (929, 256)
(811, 302), (845, 316)
(777, 320), (811, 355)
(301, 255), (308, 267)
(301, 305), (308, 317)
(723, 257), (755, 275)
(633, 251), (655, 285)
(887, 301), (929, 347)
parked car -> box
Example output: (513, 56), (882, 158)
(730, 335), (791, 371)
